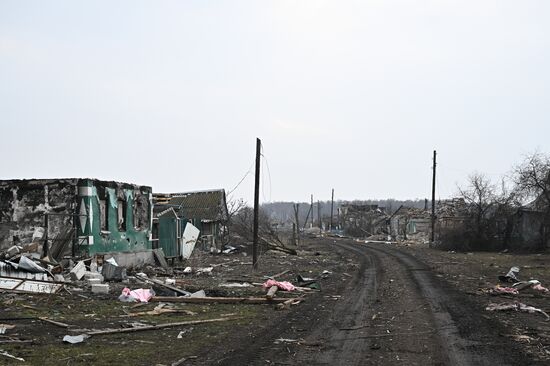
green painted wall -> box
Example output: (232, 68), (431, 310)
(77, 180), (152, 255)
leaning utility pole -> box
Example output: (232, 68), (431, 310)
(330, 188), (334, 231)
(430, 150), (437, 247)
(253, 138), (261, 269)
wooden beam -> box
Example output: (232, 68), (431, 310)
(87, 317), (238, 336)
(150, 296), (298, 304)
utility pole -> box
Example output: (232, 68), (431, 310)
(317, 200), (321, 234)
(253, 138), (261, 269)
(430, 150), (437, 247)
(293, 203), (300, 245)
(330, 188), (334, 231)
(311, 194), (314, 228)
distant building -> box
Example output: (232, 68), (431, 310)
(154, 189), (228, 249)
(340, 204), (387, 237)
(389, 207), (431, 240)
(513, 196), (549, 249)
(0, 178), (152, 256)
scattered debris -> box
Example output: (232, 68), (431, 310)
(0, 324), (15, 334)
(177, 328), (193, 338)
(262, 279), (295, 292)
(38, 317), (71, 328)
(219, 282), (253, 288)
(511, 280), (550, 293)
(276, 298), (303, 310)
(274, 338), (300, 344)
(62, 334), (90, 344)
(172, 355), (198, 366)
(499, 266), (520, 283)
(191, 290), (206, 298)
(492, 286), (519, 295)
(135, 273), (191, 296)
(128, 304), (196, 317)
(91, 283), (110, 294)
(119, 288), (155, 303)
(17, 256), (47, 273)
(266, 285), (278, 299)
(0, 349), (24, 362)
(86, 317), (239, 336)
(268, 269), (290, 279)
(181, 223), (200, 259)
(102, 262), (127, 281)
(153, 248), (169, 269)
(196, 267), (213, 275)
(486, 302), (550, 320)
(70, 261), (86, 281)
(151, 296), (298, 304)
(0, 277), (63, 294)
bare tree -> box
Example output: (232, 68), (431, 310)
(458, 172), (497, 241)
(439, 173), (518, 251)
(229, 205), (295, 254)
(513, 152), (550, 248)
(223, 198), (247, 243)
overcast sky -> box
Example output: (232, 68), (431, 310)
(1, 1), (549, 204)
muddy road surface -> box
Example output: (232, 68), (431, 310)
(216, 238), (532, 366)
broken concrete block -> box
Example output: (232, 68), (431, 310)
(91, 283), (109, 294)
(88, 278), (102, 285)
(6, 245), (22, 259)
(69, 261), (86, 281)
(101, 262), (127, 282)
(84, 271), (104, 282)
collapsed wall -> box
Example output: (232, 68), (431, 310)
(0, 179), (153, 255)
(0, 179), (77, 251)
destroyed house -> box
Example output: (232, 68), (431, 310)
(513, 196), (550, 248)
(154, 189), (228, 247)
(0, 178), (152, 257)
(389, 207), (431, 239)
(340, 204), (388, 237)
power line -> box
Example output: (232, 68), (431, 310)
(227, 159), (255, 197)
(260, 144), (273, 202)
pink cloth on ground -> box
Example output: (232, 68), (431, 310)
(122, 287), (154, 302)
(262, 279), (295, 291)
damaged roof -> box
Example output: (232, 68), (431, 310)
(154, 189), (228, 222)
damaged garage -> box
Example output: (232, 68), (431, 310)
(0, 178), (153, 257)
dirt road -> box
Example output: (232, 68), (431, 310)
(216, 238), (532, 365)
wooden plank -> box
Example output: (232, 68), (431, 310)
(38, 317), (70, 328)
(150, 296), (299, 304)
(134, 274), (191, 296)
(266, 286), (278, 299)
(87, 317), (238, 336)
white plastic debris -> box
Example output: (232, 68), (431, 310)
(196, 267), (213, 275)
(506, 266), (520, 281)
(63, 334), (89, 344)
